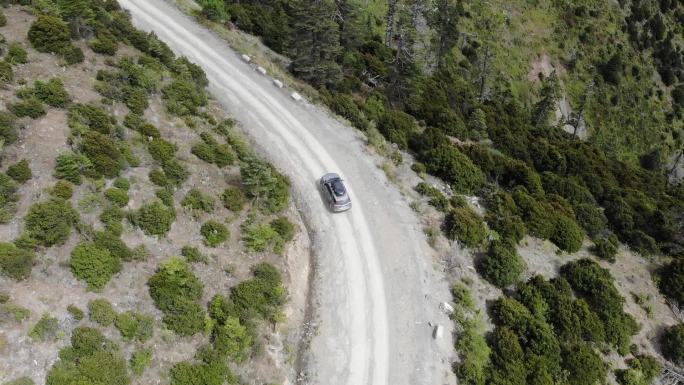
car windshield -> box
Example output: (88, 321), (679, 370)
(331, 180), (346, 197)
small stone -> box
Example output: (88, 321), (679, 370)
(240, 54), (251, 62)
(291, 92), (302, 101)
(273, 79), (284, 88)
(256, 66), (267, 75)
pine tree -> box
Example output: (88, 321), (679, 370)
(56, 0), (94, 38)
(532, 71), (559, 128)
(289, 0), (342, 88)
(431, 0), (462, 66)
(334, 0), (364, 50)
(387, 0), (420, 105)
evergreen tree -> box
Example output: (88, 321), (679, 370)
(532, 71), (559, 128)
(334, 0), (364, 50)
(199, 0), (228, 21)
(387, 1), (420, 105)
(289, 0), (342, 88)
(431, 0), (462, 65)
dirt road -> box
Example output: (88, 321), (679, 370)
(119, 1), (454, 384)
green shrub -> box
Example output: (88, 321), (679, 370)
(551, 215), (584, 253)
(222, 187), (246, 212)
(181, 245), (207, 263)
(114, 311), (153, 342)
(241, 157), (290, 214)
(169, 357), (230, 385)
(28, 15), (71, 53)
(444, 207), (487, 248)
(100, 206), (124, 236)
(9, 98), (46, 119)
(242, 223), (279, 253)
(0, 302), (30, 323)
(201, 220), (229, 247)
(29, 313), (59, 341)
(421, 144), (486, 194)
(661, 324), (684, 366)
(593, 233), (619, 262)
(54, 152), (91, 184)
(574, 203), (608, 237)
(230, 263), (285, 323)
(68, 104), (116, 134)
(130, 349), (153, 375)
(0, 9), (6, 27)
(88, 29), (118, 56)
(0, 242), (34, 281)
(480, 240), (525, 287)
(616, 354), (661, 385)
(148, 257), (205, 336)
(414, 182), (449, 211)
(61, 45), (85, 65)
(6, 43), (28, 64)
(0, 61), (13, 86)
(191, 142), (216, 163)
(161, 159), (189, 185)
(93, 231), (132, 262)
(0, 112), (17, 144)
(0, 174), (18, 224)
(148, 137), (176, 163)
(149, 169), (168, 186)
(6, 160), (31, 183)
(67, 305), (84, 321)
(24, 199), (78, 246)
(213, 144), (235, 167)
(562, 343), (606, 385)
(212, 316), (252, 362)
(113, 177), (130, 191)
(377, 110), (415, 149)
(4, 377), (34, 385)
(88, 299), (116, 326)
(33, 78), (71, 108)
(182, 188), (215, 213)
(130, 200), (176, 236)
(51, 180), (74, 199)
(162, 78), (207, 116)
(80, 131), (122, 178)
(155, 188), (174, 207)
(104, 187), (129, 207)
(71, 243), (121, 291)
(46, 326), (129, 385)
(271, 217), (295, 242)
(660, 258), (684, 305)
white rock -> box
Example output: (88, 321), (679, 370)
(439, 302), (454, 314)
(240, 54), (251, 62)
(273, 79), (284, 88)
(291, 92), (302, 101)
(256, 66), (267, 75)
(433, 324), (444, 339)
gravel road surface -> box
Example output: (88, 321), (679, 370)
(119, 2), (454, 384)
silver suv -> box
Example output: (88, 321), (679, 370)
(319, 173), (351, 212)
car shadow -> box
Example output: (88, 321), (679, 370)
(314, 178), (336, 213)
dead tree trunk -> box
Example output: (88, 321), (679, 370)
(385, 0), (398, 45)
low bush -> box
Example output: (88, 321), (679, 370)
(155, 188), (174, 207)
(414, 182), (449, 211)
(222, 187), (246, 212)
(9, 98), (46, 119)
(29, 313), (59, 341)
(0, 302), (30, 323)
(68, 104), (116, 134)
(0, 112), (17, 144)
(93, 231), (133, 262)
(104, 187), (129, 207)
(113, 177), (130, 191)
(81, 131), (123, 178)
(421, 144), (486, 194)
(130, 349), (153, 375)
(33, 78), (71, 108)
(480, 240), (525, 287)
(162, 78), (207, 116)
(661, 324), (684, 366)
(169, 356), (231, 385)
(148, 257), (205, 336)
(149, 169), (169, 187)
(0, 174), (18, 223)
(551, 215), (584, 253)
(4, 378), (34, 385)
(6, 43), (28, 64)
(241, 157), (290, 214)
(67, 305), (84, 321)
(100, 206), (124, 236)
(54, 152), (91, 184)
(61, 45), (85, 65)
(71, 243), (121, 291)
(114, 311), (153, 342)
(616, 354), (661, 385)
(230, 263), (285, 323)
(51, 180), (74, 199)
(181, 245), (207, 263)
(212, 316), (253, 362)
(182, 188), (215, 213)
(486, 213), (526, 244)
(201, 220), (229, 247)
(46, 326), (129, 385)
(659, 258), (684, 305)
(6, 159), (32, 184)
(24, 199), (78, 246)
(28, 15), (71, 53)
(271, 217), (295, 243)
(242, 222), (280, 253)
(0, 242), (35, 281)
(0, 9), (6, 26)
(377, 110), (415, 149)
(0, 61), (13, 85)
(593, 233), (619, 262)
(444, 206), (487, 248)
(88, 28), (119, 56)
(161, 159), (189, 186)
(130, 200), (176, 237)
(88, 299), (116, 326)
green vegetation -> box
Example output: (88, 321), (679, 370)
(182, 188), (215, 213)
(181, 245), (207, 263)
(130, 348), (153, 376)
(0, 61), (13, 86)
(148, 257), (206, 336)
(9, 97), (46, 119)
(0, 112), (17, 145)
(414, 182), (449, 211)
(240, 157), (290, 214)
(661, 323), (684, 366)
(616, 354), (661, 385)
(0, 242), (35, 281)
(29, 313), (59, 341)
(71, 243), (121, 291)
(88, 299), (116, 327)
(28, 15), (71, 54)
(221, 187), (246, 212)
(104, 187), (129, 207)
(0, 301), (30, 324)
(242, 222), (280, 253)
(67, 305), (84, 321)
(660, 258), (684, 305)
(6, 159), (32, 183)
(19, 78), (71, 108)
(4, 378), (34, 385)
(480, 240), (525, 287)
(450, 282), (490, 385)
(54, 152), (91, 184)
(443, 205), (487, 248)
(6, 43), (28, 65)
(229, 263), (285, 323)
(129, 200), (176, 237)
(46, 327), (129, 385)
(201, 220), (229, 247)
(0, 174), (19, 223)
(191, 132), (235, 167)
(114, 311), (154, 342)
(24, 198), (78, 247)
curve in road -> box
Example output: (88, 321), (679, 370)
(119, 2), (453, 384)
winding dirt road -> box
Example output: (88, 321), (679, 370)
(120, 1), (454, 384)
